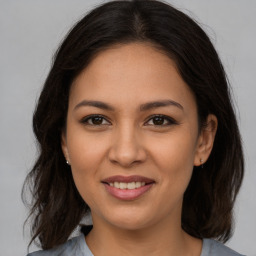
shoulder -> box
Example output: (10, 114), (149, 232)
(27, 235), (89, 256)
(201, 239), (245, 256)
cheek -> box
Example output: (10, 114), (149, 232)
(67, 131), (108, 201)
(151, 131), (197, 188)
(153, 131), (196, 166)
(68, 128), (107, 169)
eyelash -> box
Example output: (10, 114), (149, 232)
(80, 114), (178, 127)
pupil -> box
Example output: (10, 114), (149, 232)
(153, 117), (164, 125)
(92, 117), (103, 125)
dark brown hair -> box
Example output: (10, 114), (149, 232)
(23, 0), (244, 250)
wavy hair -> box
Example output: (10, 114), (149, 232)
(23, 0), (244, 250)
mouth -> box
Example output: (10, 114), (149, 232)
(101, 175), (155, 200)
(102, 175), (155, 189)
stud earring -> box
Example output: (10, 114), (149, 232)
(200, 159), (204, 168)
(66, 160), (70, 165)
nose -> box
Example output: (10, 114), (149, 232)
(108, 124), (147, 168)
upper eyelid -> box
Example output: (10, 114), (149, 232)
(81, 114), (111, 124)
(145, 115), (177, 126)
(146, 114), (175, 121)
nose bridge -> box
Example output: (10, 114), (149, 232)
(108, 120), (146, 167)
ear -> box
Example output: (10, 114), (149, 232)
(194, 114), (218, 166)
(61, 131), (70, 164)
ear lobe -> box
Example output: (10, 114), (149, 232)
(194, 114), (218, 166)
(61, 132), (70, 163)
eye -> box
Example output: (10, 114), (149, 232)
(80, 115), (111, 126)
(146, 115), (177, 126)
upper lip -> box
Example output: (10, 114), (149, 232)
(102, 175), (155, 184)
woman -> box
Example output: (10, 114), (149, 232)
(24, 0), (244, 255)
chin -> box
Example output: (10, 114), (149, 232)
(103, 210), (154, 231)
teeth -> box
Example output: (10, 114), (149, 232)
(136, 181), (145, 188)
(114, 181), (120, 188)
(127, 182), (135, 189)
(110, 181), (146, 189)
(119, 182), (127, 189)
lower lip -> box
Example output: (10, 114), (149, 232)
(103, 183), (154, 201)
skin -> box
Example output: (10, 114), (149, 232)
(62, 43), (217, 256)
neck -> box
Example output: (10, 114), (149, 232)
(85, 214), (202, 256)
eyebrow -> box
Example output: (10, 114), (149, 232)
(140, 100), (183, 111)
(74, 99), (183, 112)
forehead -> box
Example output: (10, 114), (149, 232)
(70, 43), (196, 112)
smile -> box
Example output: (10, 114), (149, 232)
(109, 181), (146, 189)
(102, 175), (155, 200)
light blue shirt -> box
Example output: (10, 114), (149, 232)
(27, 234), (245, 256)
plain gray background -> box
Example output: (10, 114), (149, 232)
(0, 0), (255, 255)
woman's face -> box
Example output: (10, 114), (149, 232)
(62, 43), (215, 231)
